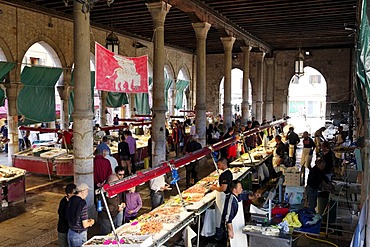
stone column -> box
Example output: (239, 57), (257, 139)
(221, 36), (236, 131)
(57, 70), (72, 130)
(192, 22), (211, 146)
(265, 57), (275, 121)
(130, 93), (136, 117)
(5, 82), (22, 165)
(147, 1), (171, 166)
(73, 0), (94, 207)
(99, 91), (107, 126)
(169, 84), (175, 115)
(255, 52), (265, 123)
(241, 45), (252, 125)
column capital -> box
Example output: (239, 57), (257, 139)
(220, 36), (236, 51)
(241, 45), (252, 52)
(146, 1), (171, 26)
(254, 51), (266, 60)
(265, 57), (274, 65)
(192, 22), (211, 39)
(4, 82), (23, 100)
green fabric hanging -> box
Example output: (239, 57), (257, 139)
(0, 62), (15, 82)
(69, 71), (96, 122)
(356, 0), (370, 120)
(135, 77), (152, 115)
(174, 80), (189, 109)
(18, 66), (63, 125)
(0, 88), (5, 107)
(164, 78), (173, 111)
(107, 92), (128, 107)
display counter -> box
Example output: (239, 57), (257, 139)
(110, 134), (150, 164)
(0, 165), (26, 210)
(12, 147), (74, 178)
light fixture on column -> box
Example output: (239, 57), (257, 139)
(294, 48), (304, 77)
(105, 31), (120, 53)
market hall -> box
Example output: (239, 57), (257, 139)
(0, 0), (367, 247)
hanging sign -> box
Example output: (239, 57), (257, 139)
(95, 42), (148, 93)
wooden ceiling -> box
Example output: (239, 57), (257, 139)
(3, 0), (358, 54)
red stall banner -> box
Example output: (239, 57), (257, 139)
(95, 42), (148, 93)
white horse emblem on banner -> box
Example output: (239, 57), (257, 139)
(106, 55), (141, 91)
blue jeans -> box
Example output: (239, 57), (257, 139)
(307, 185), (318, 212)
(150, 190), (164, 210)
(115, 210), (123, 228)
(67, 229), (87, 247)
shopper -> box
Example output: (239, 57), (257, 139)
(124, 131), (136, 174)
(118, 135), (131, 174)
(1, 120), (8, 153)
(103, 149), (118, 174)
(98, 175), (125, 235)
(96, 136), (111, 155)
(272, 135), (286, 168)
(221, 180), (260, 246)
(184, 134), (202, 188)
(66, 183), (95, 247)
(149, 175), (171, 210)
(124, 186), (142, 223)
(57, 183), (76, 247)
(210, 157), (233, 236)
(93, 149), (112, 190)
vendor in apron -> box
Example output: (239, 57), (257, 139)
(272, 135), (286, 172)
(222, 180), (261, 247)
(210, 157), (233, 231)
(300, 131), (315, 185)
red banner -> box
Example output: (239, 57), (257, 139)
(95, 42), (148, 93)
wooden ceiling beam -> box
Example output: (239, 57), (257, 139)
(163, 0), (271, 52)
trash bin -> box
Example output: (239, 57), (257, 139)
(317, 191), (337, 223)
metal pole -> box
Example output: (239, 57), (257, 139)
(100, 190), (121, 246)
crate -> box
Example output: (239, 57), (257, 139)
(284, 172), (300, 186)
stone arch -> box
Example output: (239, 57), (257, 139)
(0, 36), (14, 62)
(164, 61), (175, 80)
(288, 66), (327, 134)
(19, 35), (67, 70)
(219, 68), (252, 117)
(164, 61), (175, 114)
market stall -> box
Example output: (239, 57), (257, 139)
(12, 147), (73, 179)
(0, 165), (26, 210)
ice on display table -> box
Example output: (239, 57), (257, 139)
(83, 235), (153, 247)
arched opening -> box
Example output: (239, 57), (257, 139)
(175, 67), (190, 115)
(219, 68), (252, 119)
(0, 47), (6, 61)
(164, 64), (174, 115)
(288, 66), (327, 134)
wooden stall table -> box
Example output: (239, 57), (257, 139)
(0, 165), (26, 210)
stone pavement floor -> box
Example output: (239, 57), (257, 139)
(0, 149), (357, 247)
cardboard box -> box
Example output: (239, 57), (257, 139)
(284, 172), (301, 186)
(285, 186), (304, 205)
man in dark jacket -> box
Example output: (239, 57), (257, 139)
(185, 134), (202, 188)
(57, 183), (76, 247)
(287, 127), (300, 166)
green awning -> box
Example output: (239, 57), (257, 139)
(135, 77), (152, 115)
(0, 88), (5, 107)
(175, 80), (189, 109)
(18, 66), (63, 125)
(107, 92), (128, 108)
(356, 0), (370, 120)
(0, 62), (15, 82)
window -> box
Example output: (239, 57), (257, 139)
(309, 75), (321, 84)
